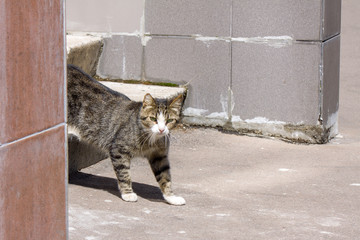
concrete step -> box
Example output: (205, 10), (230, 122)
(66, 34), (103, 76)
(99, 81), (185, 102)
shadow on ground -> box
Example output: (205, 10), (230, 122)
(69, 172), (164, 202)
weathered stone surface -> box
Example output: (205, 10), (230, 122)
(66, 35), (103, 76)
(97, 35), (143, 80)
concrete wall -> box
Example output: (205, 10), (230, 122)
(66, 0), (144, 33)
(66, 0), (342, 143)
(0, 0), (67, 238)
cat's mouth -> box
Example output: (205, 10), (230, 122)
(145, 129), (169, 146)
(151, 124), (169, 136)
(155, 130), (169, 137)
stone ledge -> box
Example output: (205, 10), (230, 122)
(66, 34), (103, 76)
(182, 115), (336, 144)
(100, 81), (186, 102)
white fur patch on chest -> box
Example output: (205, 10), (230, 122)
(68, 125), (81, 138)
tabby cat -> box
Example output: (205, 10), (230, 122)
(67, 64), (186, 205)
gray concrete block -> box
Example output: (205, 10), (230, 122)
(232, 0), (341, 40)
(231, 41), (322, 125)
(322, 0), (342, 40)
(99, 81), (186, 102)
(322, 35), (341, 135)
(66, 35), (103, 76)
(144, 37), (231, 114)
(66, 0), (144, 33)
(145, 0), (232, 37)
(97, 35), (143, 80)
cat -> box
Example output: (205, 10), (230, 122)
(67, 64), (186, 205)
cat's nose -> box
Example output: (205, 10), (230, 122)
(159, 129), (164, 134)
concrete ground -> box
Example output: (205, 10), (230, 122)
(68, 1), (360, 239)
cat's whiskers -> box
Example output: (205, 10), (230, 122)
(137, 128), (162, 153)
(148, 131), (158, 147)
(138, 130), (153, 152)
(164, 133), (170, 148)
(139, 128), (170, 149)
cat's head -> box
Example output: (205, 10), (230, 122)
(140, 93), (183, 136)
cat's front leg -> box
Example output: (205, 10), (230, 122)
(110, 149), (137, 202)
(148, 154), (186, 206)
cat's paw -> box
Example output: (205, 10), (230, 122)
(164, 195), (186, 206)
(121, 193), (138, 202)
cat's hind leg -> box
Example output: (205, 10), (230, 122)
(148, 154), (186, 206)
(110, 148), (138, 202)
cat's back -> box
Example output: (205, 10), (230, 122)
(67, 64), (138, 125)
(67, 65), (144, 149)
(67, 64), (130, 101)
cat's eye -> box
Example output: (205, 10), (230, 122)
(150, 117), (157, 122)
(166, 119), (175, 124)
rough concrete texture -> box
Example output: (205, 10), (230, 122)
(232, 0), (341, 40)
(66, 0), (144, 33)
(145, 0), (232, 37)
(100, 81), (186, 102)
(323, 0), (342, 40)
(69, 126), (359, 240)
(322, 35), (341, 131)
(142, 1), (341, 143)
(66, 35), (103, 76)
(231, 41), (321, 125)
(144, 36), (231, 114)
(68, 1), (360, 239)
(97, 35), (143, 81)
(182, 36), (341, 144)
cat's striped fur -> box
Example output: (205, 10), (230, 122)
(67, 64), (185, 205)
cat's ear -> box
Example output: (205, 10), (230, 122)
(143, 93), (156, 108)
(169, 94), (183, 113)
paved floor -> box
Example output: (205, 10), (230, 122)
(68, 1), (360, 239)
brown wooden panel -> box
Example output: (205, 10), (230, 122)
(0, 0), (65, 144)
(0, 126), (66, 239)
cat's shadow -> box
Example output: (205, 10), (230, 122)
(69, 172), (165, 203)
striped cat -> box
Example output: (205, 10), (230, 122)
(67, 64), (186, 205)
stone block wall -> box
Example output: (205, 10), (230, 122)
(66, 0), (342, 143)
